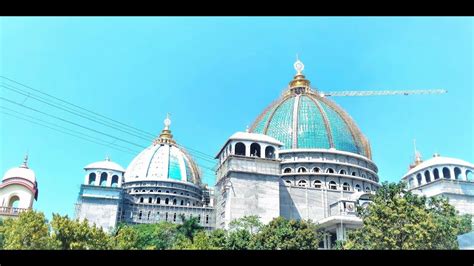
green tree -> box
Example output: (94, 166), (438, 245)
(0, 219), (5, 249)
(50, 214), (113, 250)
(113, 223), (139, 250)
(344, 181), (472, 250)
(226, 227), (254, 250)
(176, 214), (203, 240)
(229, 215), (263, 234)
(2, 210), (57, 250)
(252, 217), (323, 250)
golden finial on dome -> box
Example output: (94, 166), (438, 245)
(409, 139), (423, 169)
(289, 55), (311, 93)
(153, 113), (175, 145)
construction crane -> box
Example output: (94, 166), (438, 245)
(317, 89), (447, 97)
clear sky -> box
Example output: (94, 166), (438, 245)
(0, 17), (472, 220)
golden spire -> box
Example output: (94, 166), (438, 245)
(153, 113), (175, 145)
(289, 55), (311, 93)
(409, 139), (423, 169)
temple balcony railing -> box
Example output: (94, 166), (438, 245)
(0, 206), (29, 217)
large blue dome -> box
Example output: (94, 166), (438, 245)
(250, 60), (372, 159)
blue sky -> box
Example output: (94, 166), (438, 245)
(0, 17), (472, 220)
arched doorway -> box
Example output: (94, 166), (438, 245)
(8, 195), (20, 208)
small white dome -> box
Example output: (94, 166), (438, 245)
(403, 155), (474, 179)
(3, 166), (36, 183)
(2, 155), (36, 183)
(84, 157), (126, 173)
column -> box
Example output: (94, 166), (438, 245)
(95, 171), (100, 186)
(450, 167), (455, 180)
(106, 172), (112, 187)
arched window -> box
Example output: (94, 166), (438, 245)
(173, 199), (177, 205)
(165, 198), (169, 205)
(198, 215), (201, 223)
(285, 180), (292, 186)
(297, 180), (307, 187)
(283, 168), (292, 173)
(329, 181), (337, 190)
(454, 167), (461, 180)
(139, 197), (144, 203)
(355, 184), (361, 192)
(165, 212), (169, 221)
(466, 170), (474, 181)
(206, 215), (209, 224)
(111, 175), (119, 187)
(365, 187), (371, 192)
(138, 211), (142, 220)
(148, 197), (152, 203)
(173, 213), (177, 222)
(181, 200), (184, 206)
(339, 169), (347, 175)
(424, 170), (431, 183)
(89, 173), (96, 185)
(250, 143), (261, 157)
(147, 211), (151, 220)
(312, 167), (320, 173)
(326, 168), (335, 174)
(434, 168), (440, 180)
(157, 197), (161, 204)
(416, 173), (423, 184)
(8, 195), (20, 208)
(351, 171), (357, 176)
(361, 174), (367, 178)
(443, 167), (451, 179)
(314, 180), (322, 189)
(100, 172), (107, 186)
(297, 167), (307, 173)
(265, 146), (275, 159)
(342, 182), (350, 191)
(235, 142), (246, 156)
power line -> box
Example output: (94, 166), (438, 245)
(0, 96), (148, 149)
(0, 76), (156, 138)
(0, 110), (139, 156)
(1, 83), (155, 141)
(0, 77), (218, 160)
(0, 105), (141, 154)
(1, 76), (218, 169)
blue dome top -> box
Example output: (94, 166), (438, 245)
(250, 92), (371, 158)
(124, 116), (201, 184)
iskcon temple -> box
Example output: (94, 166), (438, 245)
(1, 59), (473, 249)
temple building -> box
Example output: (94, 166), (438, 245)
(75, 115), (215, 232)
(401, 147), (474, 226)
(214, 58), (380, 248)
(0, 155), (39, 219)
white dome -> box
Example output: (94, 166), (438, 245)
(84, 158), (126, 173)
(403, 155), (474, 179)
(3, 166), (36, 183)
(124, 143), (201, 184)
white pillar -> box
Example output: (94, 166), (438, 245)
(95, 171), (101, 186)
(106, 172), (112, 187)
(84, 173), (89, 185)
(450, 167), (455, 180)
(245, 143), (250, 157)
